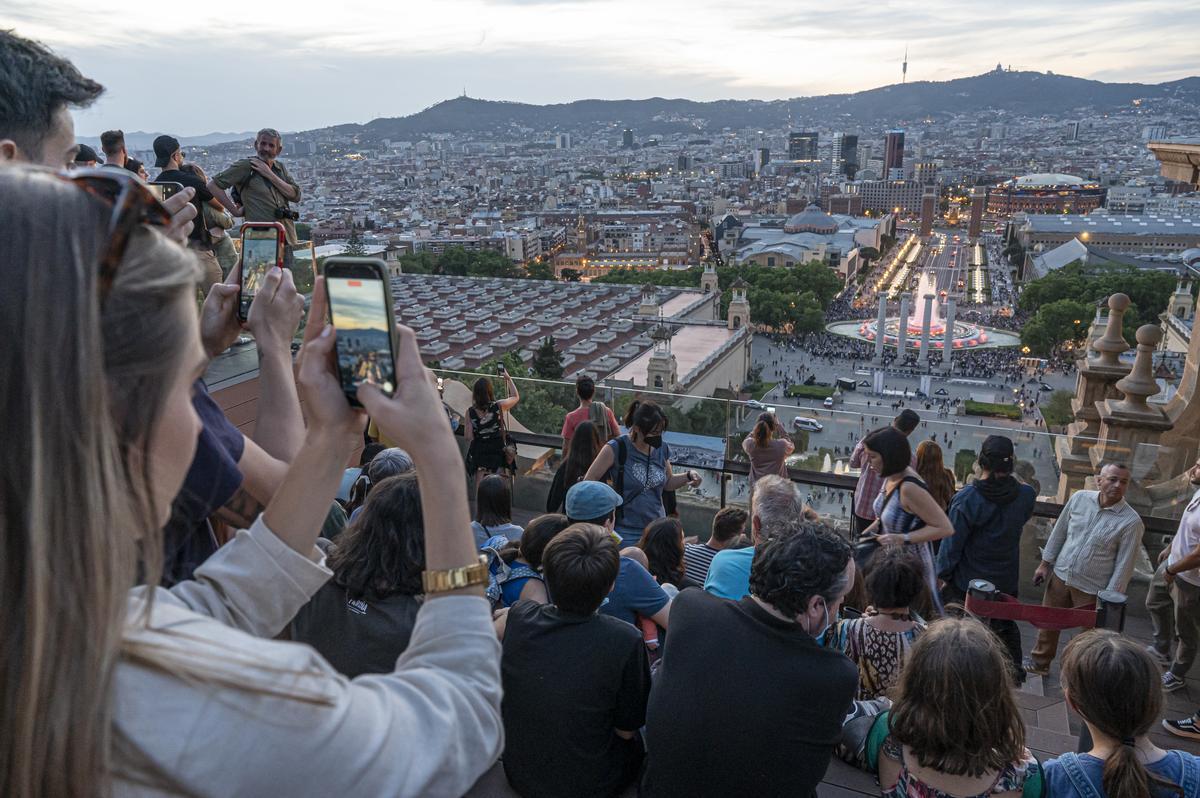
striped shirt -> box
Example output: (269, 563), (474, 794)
(1043, 490), (1143, 595)
(684, 543), (721, 585)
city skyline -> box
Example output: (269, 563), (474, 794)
(3, 0), (1197, 136)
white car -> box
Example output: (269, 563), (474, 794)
(745, 399), (766, 410)
(823, 397), (835, 408)
(792, 417), (824, 432)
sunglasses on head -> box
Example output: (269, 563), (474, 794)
(66, 167), (173, 302)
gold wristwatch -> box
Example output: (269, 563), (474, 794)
(422, 555), (490, 594)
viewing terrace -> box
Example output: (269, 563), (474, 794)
(209, 346), (1200, 795)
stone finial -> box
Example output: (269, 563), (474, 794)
(1112, 324), (1164, 412)
(1092, 293), (1131, 368)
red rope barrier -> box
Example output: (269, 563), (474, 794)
(965, 591), (1098, 631)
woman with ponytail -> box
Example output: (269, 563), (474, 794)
(1047, 630), (1198, 797)
(742, 411), (794, 485)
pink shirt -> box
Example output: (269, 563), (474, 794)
(561, 404), (619, 443)
(1168, 488), (1200, 587)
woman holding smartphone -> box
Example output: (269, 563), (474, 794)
(0, 167), (501, 797)
(464, 366), (521, 491)
(860, 427), (955, 615)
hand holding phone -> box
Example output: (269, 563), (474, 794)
(323, 257), (398, 406)
(238, 222), (286, 322)
(148, 180), (184, 203)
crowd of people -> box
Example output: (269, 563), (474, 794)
(6, 28), (1200, 798)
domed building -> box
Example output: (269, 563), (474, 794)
(783, 205), (839, 235)
(986, 173), (1105, 217)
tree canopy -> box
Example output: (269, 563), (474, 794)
(1017, 261), (1176, 355)
(593, 260), (843, 333)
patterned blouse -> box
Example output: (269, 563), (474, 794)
(880, 737), (1039, 798)
(827, 615), (926, 700)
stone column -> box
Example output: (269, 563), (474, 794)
(1091, 325), (1174, 511)
(874, 296), (887, 363)
(941, 297), (956, 372)
(1055, 293), (1132, 501)
(897, 293), (911, 359)
(919, 293), (935, 363)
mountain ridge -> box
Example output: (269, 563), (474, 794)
(312, 69), (1200, 141)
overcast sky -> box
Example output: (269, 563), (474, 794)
(5, 0), (1196, 137)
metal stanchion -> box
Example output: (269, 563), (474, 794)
(1095, 590), (1127, 632)
(968, 579), (999, 601)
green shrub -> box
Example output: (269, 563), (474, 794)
(964, 400), (1022, 420)
(954, 449), (978, 483)
(785, 384), (836, 399)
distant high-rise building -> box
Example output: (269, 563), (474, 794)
(831, 132), (858, 179)
(622, 128), (634, 148)
(1142, 124), (1168, 142)
(989, 123), (1007, 140)
(555, 133), (573, 149)
(883, 130), (905, 180)
(677, 154), (693, 172)
(754, 147), (770, 176)
(913, 161), (938, 186)
(788, 131), (819, 162)
(1066, 121), (1080, 141)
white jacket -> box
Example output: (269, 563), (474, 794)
(114, 517), (503, 797)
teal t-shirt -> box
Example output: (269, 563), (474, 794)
(704, 547), (754, 600)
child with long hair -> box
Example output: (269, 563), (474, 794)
(1047, 630), (1198, 797)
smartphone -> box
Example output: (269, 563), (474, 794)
(498, 363), (507, 375)
(238, 222), (286, 321)
(323, 257), (398, 406)
(147, 180), (183, 202)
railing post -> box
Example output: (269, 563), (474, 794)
(1095, 590), (1127, 632)
(968, 579), (999, 601)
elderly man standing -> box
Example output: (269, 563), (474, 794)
(209, 128), (302, 267)
(1024, 463), (1144, 676)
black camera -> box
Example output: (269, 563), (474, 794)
(274, 207), (300, 221)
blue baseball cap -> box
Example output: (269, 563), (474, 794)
(565, 481), (622, 521)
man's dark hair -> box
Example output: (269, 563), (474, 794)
(328, 473), (425, 599)
(567, 509), (616, 528)
(864, 546), (926, 609)
(749, 522), (851, 619)
(0, 30), (103, 159)
(864, 426), (913, 477)
(576, 375), (596, 402)
(894, 409), (920, 434)
(99, 129), (124, 157)
(518, 513), (571, 570)
(542, 523), (620, 615)
(711, 506), (748, 544)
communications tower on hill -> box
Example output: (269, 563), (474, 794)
(902, 47), (908, 84)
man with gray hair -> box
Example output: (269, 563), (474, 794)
(209, 127), (302, 266)
(643, 521), (858, 797)
(1024, 462), (1143, 675)
(703, 474), (817, 599)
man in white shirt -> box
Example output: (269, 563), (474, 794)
(1025, 463), (1144, 676)
(1147, 457), (1200, 694)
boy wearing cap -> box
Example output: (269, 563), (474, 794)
(937, 435), (1036, 679)
(566, 481), (672, 630)
(496, 524), (650, 798)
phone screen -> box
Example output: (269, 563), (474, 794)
(239, 228), (280, 318)
(327, 275), (396, 399)
(147, 182), (179, 202)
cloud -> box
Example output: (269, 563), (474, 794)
(5, 0), (1194, 135)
